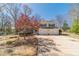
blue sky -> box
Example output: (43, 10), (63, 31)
(27, 3), (71, 20)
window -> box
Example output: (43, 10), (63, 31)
(49, 24), (55, 28)
(40, 24), (47, 28)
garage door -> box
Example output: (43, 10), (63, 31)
(38, 28), (59, 35)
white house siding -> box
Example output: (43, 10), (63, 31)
(38, 28), (59, 35)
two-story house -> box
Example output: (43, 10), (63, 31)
(38, 20), (60, 35)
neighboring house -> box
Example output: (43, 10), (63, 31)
(38, 20), (60, 35)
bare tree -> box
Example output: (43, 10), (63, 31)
(5, 4), (20, 34)
(69, 4), (79, 23)
(4, 15), (12, 35)
(21, 4), (31, 16)
(0, 4), (7, 32)
(56, 15), (64, 29)
(0, 13), (5, 32)
(34, 14), (42, 21)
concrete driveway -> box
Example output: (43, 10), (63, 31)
(35, 35), (79, 56)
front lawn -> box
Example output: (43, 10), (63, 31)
(0, 35), (38, 56)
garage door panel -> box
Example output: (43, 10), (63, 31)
(39, 28), (59, 35)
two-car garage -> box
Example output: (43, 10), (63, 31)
(38, 28), (60, 35)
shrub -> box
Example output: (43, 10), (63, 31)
(13, 46), (37, 56)
(12, 40), (26, 47)
(6, 49), (13, 53)
(6, 41), (13, 45)
(69, 19), (79, 34)
(62, 20), (69, 31)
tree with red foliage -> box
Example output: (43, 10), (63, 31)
(30, 16), (40, 32)
(16, 14), (30, 31)
(16, 14), (40, 34)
